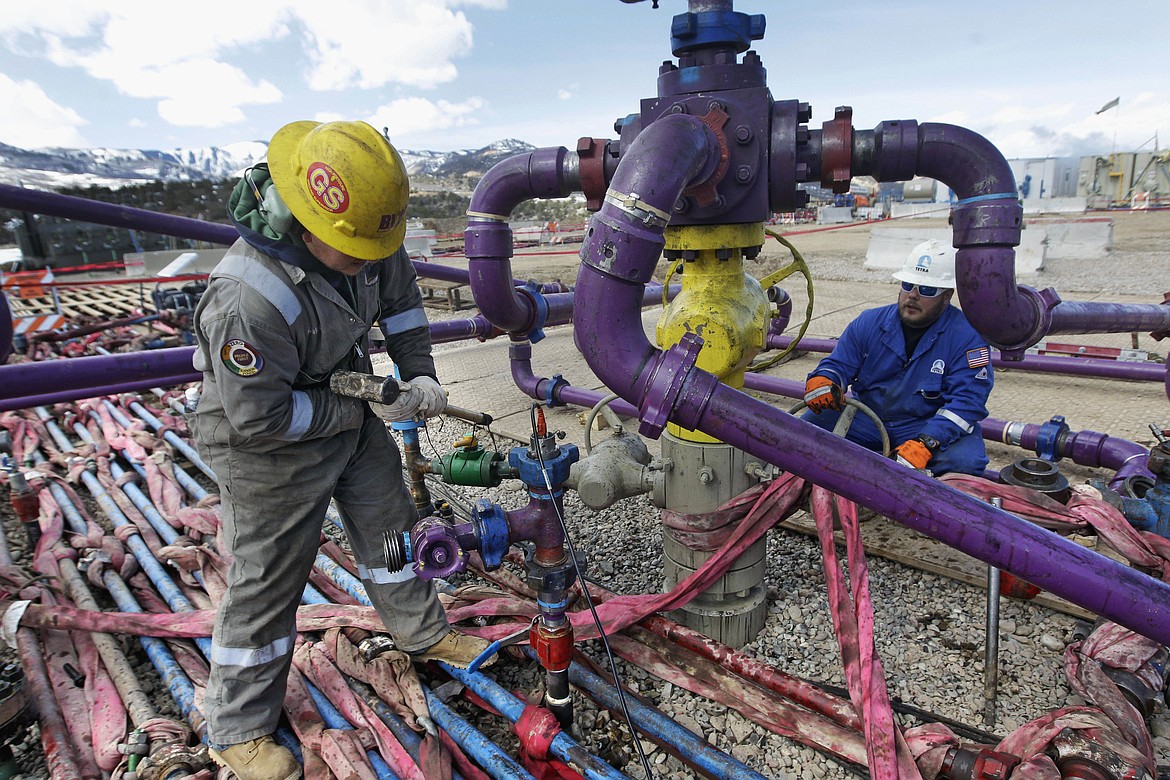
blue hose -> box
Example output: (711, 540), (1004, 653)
(122, 399), (216, 481)
(544, 650), (771, 780)
(69, 420), (181, 545)
(92, 406), (212, 501)
(102, 572), (207, 740)
(439, 663), (627, 780)
(306, 683), (399, 780)
(30, 414), (303, 759)
(423, 687), (534, 780)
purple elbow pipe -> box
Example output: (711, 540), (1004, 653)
(574, 116), (1170, 645)
(509, 339), (639, 419)
(465, 148), (579, 334)
(980, 418), (1153, 490)
(869, 123), (1170, 354)
(575, 113), (716, 403)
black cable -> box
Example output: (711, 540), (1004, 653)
(527, 402), (655, 779)
(804, 678), (1005, 745)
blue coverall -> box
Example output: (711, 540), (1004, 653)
(802, 303), (993, 476)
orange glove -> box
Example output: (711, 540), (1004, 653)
(803, 375), (844, 413)
(893, 438), (934, 470)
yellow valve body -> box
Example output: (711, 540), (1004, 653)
(656, 225), (768, 443)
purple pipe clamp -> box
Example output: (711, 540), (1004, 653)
(572, 115), (1170, 646)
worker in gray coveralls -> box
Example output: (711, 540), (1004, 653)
(192, 119), (491, 780)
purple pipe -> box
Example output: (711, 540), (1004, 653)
(0, 290), (12, 364)
(980, 418), (1153, 490)
(413, 260), (568, 295)
(509, 339), (640, 419)
(0, 373), (199, 412)
(0, 182), (238, 245)
(573, 117), (1170, 645)
(696, 383), (1170, 643)
(739, 372), (1154, 490)
(767, 334), (1168, 384)
(464, 147), (582, 334)
(1, 347), (195, 396)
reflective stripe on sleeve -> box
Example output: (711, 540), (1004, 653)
(211, 630), (294, 668)
(936, 408), (974, 433)
(278, 390), (313, 441)
(380, 308), (429, 336)
(218, 255), (302, 326)
(358, 563), (417, 584)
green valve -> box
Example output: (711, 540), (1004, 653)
(432, 445), (511, 487)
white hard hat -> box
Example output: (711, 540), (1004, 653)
(892, 239), (956, 289)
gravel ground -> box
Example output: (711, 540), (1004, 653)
(1, 208), (1168, 778)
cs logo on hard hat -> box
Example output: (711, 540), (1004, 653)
(221, 339), (264, 376)
(306, 162), (349, 214)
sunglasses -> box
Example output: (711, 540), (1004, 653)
(900, 281), (942, 298)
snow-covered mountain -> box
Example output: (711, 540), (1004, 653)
(0, 138), (536, 191)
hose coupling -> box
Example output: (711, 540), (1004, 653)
(531, 620), (574, 673)
(938, 745), (1019, 780)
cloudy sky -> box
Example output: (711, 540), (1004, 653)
(0, 0), (1165, 160)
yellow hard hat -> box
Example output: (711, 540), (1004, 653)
(268, 120), (409, 260)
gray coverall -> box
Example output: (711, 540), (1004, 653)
(192, 240), (448, 746)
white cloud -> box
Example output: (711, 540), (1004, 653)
(558, 89), (572, 100)
(0, 73), (87, 148)
(367, 96), (486, 139)
(0, 1), (490, 137)
(989, 103), (1075, 124)
(295, 2), (473, 91)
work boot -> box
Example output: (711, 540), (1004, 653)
(209, 735), (301, 780)
(411, 629), (496, 669)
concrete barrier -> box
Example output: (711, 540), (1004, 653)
(864, 227), (1046, 276)
(128, 248), (228, 277)
(817, 206), (853, 224)
(1026, 217), (1112, 260)
(1022, 197), (1088, 215)
(889, 202), (952, 219)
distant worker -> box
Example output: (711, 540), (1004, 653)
(801, 239), (993, 476)
(192, 120), (490, 780)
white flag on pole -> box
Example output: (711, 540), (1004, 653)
(1096, 97), (1120, 114)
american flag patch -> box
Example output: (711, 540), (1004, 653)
(966, 347), (990, 368)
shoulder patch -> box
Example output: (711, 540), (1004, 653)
(221, 339), (264, 376)
(966, 347), (990, 368)
(975, 367), (989, 380)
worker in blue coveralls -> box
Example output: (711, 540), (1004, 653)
(801, 239), (993, 476)
(192, 120), (491, 780)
